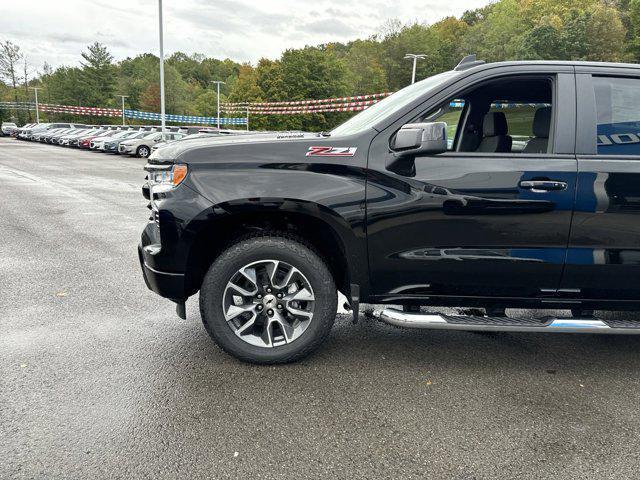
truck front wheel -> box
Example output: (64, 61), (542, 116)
(199, 235), (337, 364)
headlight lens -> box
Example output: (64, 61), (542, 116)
(148, 164), (188, 192)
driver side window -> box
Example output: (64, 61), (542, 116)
(425, 100), (466, 151)
(419, 76), (554, 154)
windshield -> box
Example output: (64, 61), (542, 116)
(144, 132), (162, 140)
(120, 131), (140, 139)
(330, 70), (460, 136)
(111, 130), (133, 139)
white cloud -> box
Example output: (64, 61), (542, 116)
(0, 0), (491, 73)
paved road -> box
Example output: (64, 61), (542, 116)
(2, 137), (640, 479)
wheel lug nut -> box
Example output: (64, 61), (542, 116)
(267, 309), (274, 316)
(266, 288), (272, 293)
(277, 293), (283, 298)
(277, 304), (283, 309)
(257, 305), (263, 311)
(257, 294), (262, 299)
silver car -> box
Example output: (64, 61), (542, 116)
(118, 132), (186, 158)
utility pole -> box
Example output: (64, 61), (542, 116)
(158, 0), (166, 139)
(30, 87), (41, 123)
(211, 80), (225, 130)
(118, 95), (128, 126)
(404, 54), (427, 84)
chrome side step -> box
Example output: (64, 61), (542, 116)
(378, 308), (640, 334)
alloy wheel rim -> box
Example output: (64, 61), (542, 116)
(140, 147), (149, 157)
(222, 259), (315, 348)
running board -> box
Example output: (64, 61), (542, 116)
(378, 308), (640, 334)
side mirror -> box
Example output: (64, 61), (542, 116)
(392, 122), (448, 156)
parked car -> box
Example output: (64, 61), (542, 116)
(90, 129), (136, 151)
(39, 128), (69, 143)
(77, 128), (114, 149)
(139, 56), (640, 364)
(103, 131), (148, 153)
(10, 123), (33, 137)
(45, 127), (78, 144)
(1, 122), (18, 136)
(18, 123), (50, 140)
(65, 127), (102, 147)
(119, 131), (186, 158)
(28, 123), (77, 141)
(58, 128), (97, 146)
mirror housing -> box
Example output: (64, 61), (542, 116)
(392, 122), (448, 156)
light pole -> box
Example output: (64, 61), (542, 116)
(158, 0), (166, 139)
(118, 95), (128, 126)
(211, 80), (225, 130)
(404, 54), (427, 84)
(30, 87), (41, 123)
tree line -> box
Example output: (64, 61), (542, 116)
(1, 0), (639, 131)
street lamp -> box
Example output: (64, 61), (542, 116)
(404, 54), (427, 84)
(29, 87), (41, 123)
(118, 95), (128, 126)
(158, 0), (166, 139)
(211, 80), (225, 130)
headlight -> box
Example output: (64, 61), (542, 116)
(146, 164), (188, 193)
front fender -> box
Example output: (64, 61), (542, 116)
(180, 162), (369, 296)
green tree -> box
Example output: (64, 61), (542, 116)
(0, 41), (22, 105)
(80, 42), (116, 106)
(342, 40), (388, 94)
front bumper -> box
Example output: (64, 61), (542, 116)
(137, 173), (216, 302)
(119, 144), (135, 154)
(138, 239), (186, 300)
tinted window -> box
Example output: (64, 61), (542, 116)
(594, 76), (640, 155)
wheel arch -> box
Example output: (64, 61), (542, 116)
(183, 198), (365, 300)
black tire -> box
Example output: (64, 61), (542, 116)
(137, 145), (150, 158)
(199, 235), (337, 364)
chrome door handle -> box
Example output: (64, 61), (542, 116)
(519, 180), (567, 192)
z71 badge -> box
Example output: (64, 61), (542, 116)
(306, 146), (357, 157)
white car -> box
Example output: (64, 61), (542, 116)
(90, 129), (136, 151)
(1, 122), (18, 136)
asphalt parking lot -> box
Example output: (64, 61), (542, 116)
(3, 137), (640, 479)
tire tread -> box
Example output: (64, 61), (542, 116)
(199, 233), (337, 364)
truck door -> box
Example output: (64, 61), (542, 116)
(366, 70), (578, 301)
(560, 70), (640, 302)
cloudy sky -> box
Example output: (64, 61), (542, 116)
(2, 0), (491, 73)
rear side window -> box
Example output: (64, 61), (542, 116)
(594, 76), (640, 155)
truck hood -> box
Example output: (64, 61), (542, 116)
(148, 131), (321, 164)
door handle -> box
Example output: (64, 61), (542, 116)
(519, 180), (567, 192)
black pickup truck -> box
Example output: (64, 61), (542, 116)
(140, 55), (640, 363)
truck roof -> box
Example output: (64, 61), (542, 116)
(461, 59), (640, 73)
